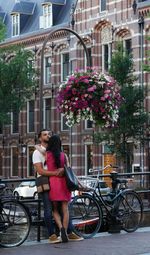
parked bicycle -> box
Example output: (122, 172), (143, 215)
(0, 182), (31, 248)
(70, 165), (143, 239)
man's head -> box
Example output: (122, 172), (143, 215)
(38, 129), (52, 144)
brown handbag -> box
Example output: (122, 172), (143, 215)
(36, 176), (50, 193)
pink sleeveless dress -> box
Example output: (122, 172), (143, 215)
(46, 152), (71, 201)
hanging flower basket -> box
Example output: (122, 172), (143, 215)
(57, 68), (122, 128)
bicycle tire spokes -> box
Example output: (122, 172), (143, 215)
(0, 200), (30, 248)
(70, 195), (102, 239)
(117, 191), (143, 232)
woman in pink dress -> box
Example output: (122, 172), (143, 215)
(46, 134), (71, 242)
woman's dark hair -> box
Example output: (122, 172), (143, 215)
(46, 134), (62, 168)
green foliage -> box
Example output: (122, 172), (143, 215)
(109, 43), (136, 86)
(94, 43), (148, 168)
(0, 48), (37, 125)
(143, 36), (150, 72)
(0, 19), (6, 42)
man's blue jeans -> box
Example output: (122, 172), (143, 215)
(39, 191), (73, 236)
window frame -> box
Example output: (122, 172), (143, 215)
(11, 111), (19, 134)
(44, 55), (52, 85)
(61, 52), (70, 82)
(43, 3), (53, 29)
(102, 43), (111, 72)
(85, 120), (93, 129)
(99, 0), (107, 12)
(85, 143), (93, 176)
(61, 114), (69, 131)
(124, 38), (132, 55)
(43, 97), (51, 130)
(12, 13), (20, 37)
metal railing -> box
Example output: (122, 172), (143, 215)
(1, 171), (150, 242)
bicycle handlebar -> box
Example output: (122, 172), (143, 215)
(89, 164), (119, 173)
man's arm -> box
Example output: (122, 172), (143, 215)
(34, 162), (64, 177)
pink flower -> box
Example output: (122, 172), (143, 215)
(104, 90), (111, 94)
(100, 97), (105, 101)
(57, 68), (122, 128)
(87, 85), (96, 92)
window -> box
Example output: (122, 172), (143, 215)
(62, 53), (69, 81)
(100, 0), (106, 12)
(11, 147), (19, 177)
(104, 44), (108, 71)
(44, 98), (51, 130)
(43, 4), (52, 29)
(125, 39), (132, 55)
(12, 13), (20, 36)
(102, 44), (111, 72)
(85, 48), (92, 68)
(28, 100), (34, 133)
(12, 111), (19, 133)
(61, 114), (69, 131)
(28, 146), (35, 176)
(44, 56), (51, 84)
(85, 144), (93, 175)
(85, 120), (93, 129)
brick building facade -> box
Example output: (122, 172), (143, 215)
(0, 0), (149, 179)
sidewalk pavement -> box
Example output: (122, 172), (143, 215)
(1, 227), (150, 255)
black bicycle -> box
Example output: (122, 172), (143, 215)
(0, 182), (31, 248)
(70, 165), (143, 239)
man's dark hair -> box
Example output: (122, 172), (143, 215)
(38, 129), (48, 139)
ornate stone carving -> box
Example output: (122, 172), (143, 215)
(101, 26), (112, 43)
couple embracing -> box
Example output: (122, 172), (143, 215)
(32, 129), (83, 244)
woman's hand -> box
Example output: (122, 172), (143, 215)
(56, 168), (64, 177)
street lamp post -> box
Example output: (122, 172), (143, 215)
(138, 14), (145, 186)
(39, 26), (90, 131)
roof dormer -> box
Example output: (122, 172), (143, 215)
(11, 1), (36, 15)
(40, 0), (66, 29)
(11, 1), (36, 37)
(40, 2), (53, 29)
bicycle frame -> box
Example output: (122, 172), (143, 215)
(83, 165), (136, 218)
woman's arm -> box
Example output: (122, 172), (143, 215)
(34, 162), (63, 176)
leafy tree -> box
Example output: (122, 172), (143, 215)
(0, 20), (37, 125)
(94, 43), (148, 171)
(0, 18), (6, 42)
(143, 36), (150, 72)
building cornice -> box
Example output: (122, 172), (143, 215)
(0, 24), (70, 48)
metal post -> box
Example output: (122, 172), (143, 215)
(39, 26), (90, 131)
(138, 14), (144, 186)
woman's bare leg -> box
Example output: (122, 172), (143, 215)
(61, 201), (69, 230)
(52, 201), (63, 230)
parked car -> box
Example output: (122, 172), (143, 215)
(13, 181), (38, 199)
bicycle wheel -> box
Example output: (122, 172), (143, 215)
(70, 194), (102, 238)
(0, 199), (31, 247)
(116, 190), (143, 232)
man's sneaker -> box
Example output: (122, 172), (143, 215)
(68, 232), (84, 241)
(60, 227), (68, 243)
(49, 234), (61, 244)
